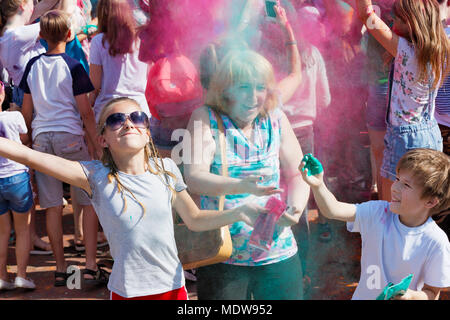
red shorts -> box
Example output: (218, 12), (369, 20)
(110, 286), (188, 300)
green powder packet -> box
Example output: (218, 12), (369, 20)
(301, 153), (323, 176)
(376, 274), (413, 300)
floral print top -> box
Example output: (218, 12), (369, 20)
(389, 37), (438, 126)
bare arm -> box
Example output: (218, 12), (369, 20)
(277, 111), (309, 226)
(354, 0), (398, 57)
(0, 137), (91, 194)
(88, 64), (102, 108)
(173, 188), (268, 232)
(274, 5), (302, 104)
(299, 162), (356, 222)
(21, 93), (34, 144)
(74, 93), (101, 159)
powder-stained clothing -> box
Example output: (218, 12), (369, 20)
(200, 106), (298, 266)
(80, 158), (186, 298)
(347, 200), (450, 300)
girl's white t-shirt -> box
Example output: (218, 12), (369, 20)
(80, 157), (186, 298)
(347, 200), (450, 300)
(0, 23), (45, 86)
(0, 112), (28, 178)
(89, 34), (150, 122)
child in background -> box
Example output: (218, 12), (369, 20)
(89, 0), (150, 122)
(354, 0), (449, 201)
(300, 148), (450, 299)
(19, 10), (102, 286)
(0, 80), (35, 290)
(0, 97), (267, 299)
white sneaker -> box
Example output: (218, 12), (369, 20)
(14, 277), (36, 290)
(0, 279), (15, 290)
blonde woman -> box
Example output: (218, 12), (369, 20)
(183, 49), (310, 300)
(0, 97), (266, 299)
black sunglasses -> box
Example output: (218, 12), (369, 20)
(102, 111), (149, 132)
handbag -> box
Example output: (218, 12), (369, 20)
(174, 111), (232, 270)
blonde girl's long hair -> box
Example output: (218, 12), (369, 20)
(97, 97), (176, 217)
(97, 0), (137, 56)
(393, 0), (450, 89)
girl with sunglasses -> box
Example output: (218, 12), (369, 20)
(0, 96), (267, 299)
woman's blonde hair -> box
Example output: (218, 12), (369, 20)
(97, 0), (137, 56)
(97, 97), (176, 217)
(205, 50), (278, 117)
(393, 0), (450, 89)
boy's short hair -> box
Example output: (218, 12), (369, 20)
(39, 9), (71, 44)
(397, 148), (450, 216)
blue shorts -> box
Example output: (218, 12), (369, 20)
(381, 120), (443, 181)
(0, 171), (33, 215)
(366, 83), (389, 131)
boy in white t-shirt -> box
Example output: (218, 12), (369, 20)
(300, 148), (450, 300)
(19, 10), (102, 286)
(0, 81), (35, 290)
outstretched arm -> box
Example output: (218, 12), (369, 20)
(299, 161), (356, 222)
(0, 137), (92, 194)
(173, 189), (268, 232)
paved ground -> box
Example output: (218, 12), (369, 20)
(1, 200), (449, 300)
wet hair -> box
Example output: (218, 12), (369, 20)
(97, 97), (176, 217)
(205, 49), (278, 117)
(396, 148), (450, 216)
(97, 0), (137, 56)
(39, 10), (71, 44)
(393, 0), (450, 89)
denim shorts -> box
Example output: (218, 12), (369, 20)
(32, 132), (91, 209)
(381, 120), (443, 181)
(0, 171), (33, 215)
(366, 83), (389, 131)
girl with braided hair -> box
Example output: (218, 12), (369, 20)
(0, 96), (267, 299)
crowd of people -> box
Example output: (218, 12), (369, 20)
(0, 0), (449, 300)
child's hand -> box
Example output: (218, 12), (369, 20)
(299, 161), (324, 188)
(274, 5), (289, 28)
(241, 175), (284, 197)
(391, 289), (414, 300)
(238, 203), (269, 227)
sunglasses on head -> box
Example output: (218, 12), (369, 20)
(102, 111), (149, 132)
